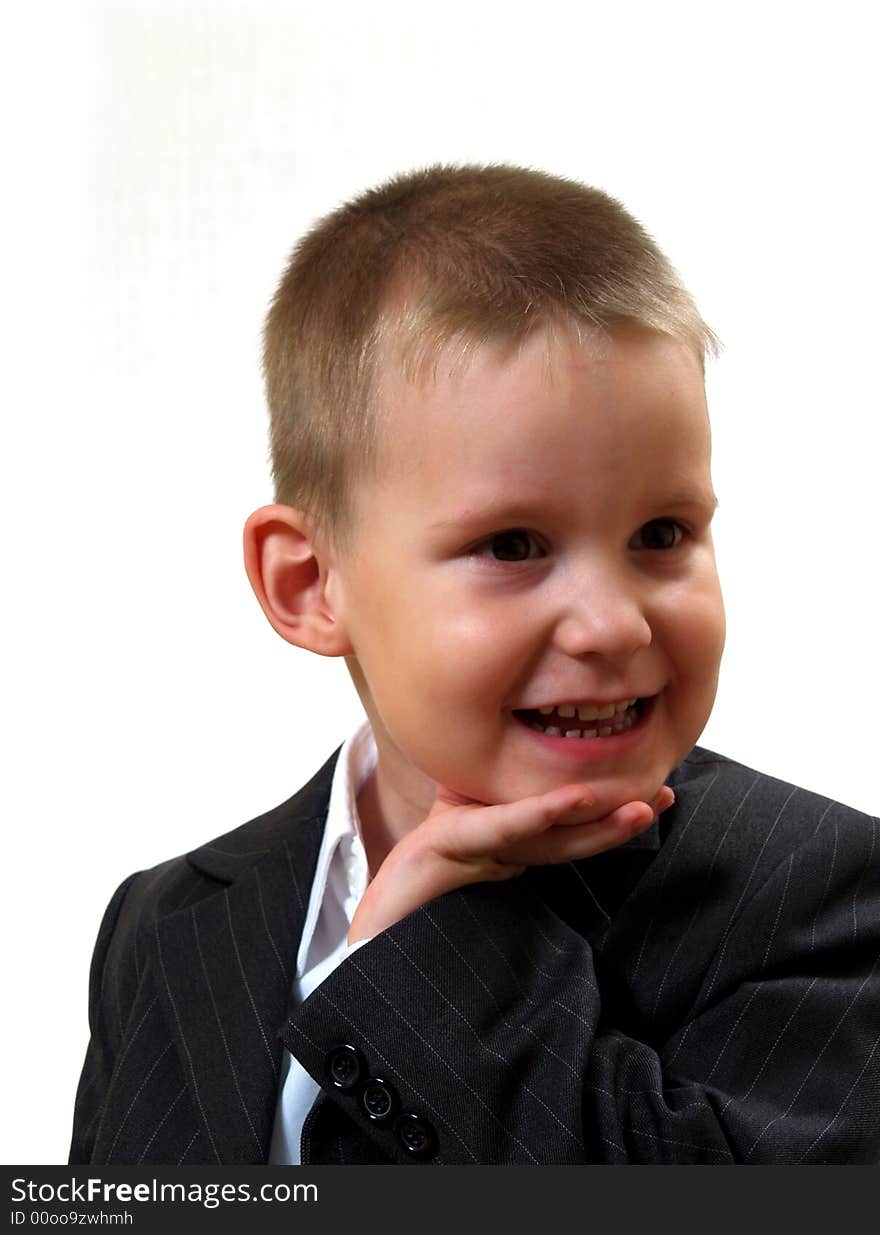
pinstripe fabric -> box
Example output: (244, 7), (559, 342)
(70, 744), (880, 1164)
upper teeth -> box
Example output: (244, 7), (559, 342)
(537, 697), (637, 721)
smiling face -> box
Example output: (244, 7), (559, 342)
(322, 317), (725, 843)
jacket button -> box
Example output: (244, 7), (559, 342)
(394, 1112), (437, 1159)
(360, 1077), (399, 1124)
(325, 1044), (366, 1092)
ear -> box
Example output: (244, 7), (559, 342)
(242, 504), (354, 657)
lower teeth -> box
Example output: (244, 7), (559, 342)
(527, 705), (639, 739)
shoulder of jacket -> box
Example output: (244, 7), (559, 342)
(671, 742), (877, 877)
(109, 741), (344, 941)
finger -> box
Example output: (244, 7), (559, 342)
(654, 787), (676, 813)
(433, 783), (598, 862)
(507, 801), (657, 866)
(433, 781), (594, 814)
(555, 785), (675, 827)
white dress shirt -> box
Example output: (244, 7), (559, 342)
(267, 717), (377, 1165)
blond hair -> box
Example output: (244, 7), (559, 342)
(263, 163), (720, 557)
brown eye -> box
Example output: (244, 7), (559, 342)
(631, 519), (687, 550)
(475, 529), (543, 562)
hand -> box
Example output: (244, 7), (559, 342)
(347, 780), (675, 945)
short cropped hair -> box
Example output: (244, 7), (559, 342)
(263, 162), (720, 557)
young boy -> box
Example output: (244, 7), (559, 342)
(70, 164), (879, 1166)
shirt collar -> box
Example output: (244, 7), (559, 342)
(294, 716), (661, 976)
(295, 717), (376, 975)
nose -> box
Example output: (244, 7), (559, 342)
(553, 568), (652, 662)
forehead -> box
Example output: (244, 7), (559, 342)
(370, 319), (711, 489)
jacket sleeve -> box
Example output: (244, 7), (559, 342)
(284, 817), (880, 1164)
(69, 873), (141, 1165)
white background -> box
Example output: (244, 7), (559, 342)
(2, 0), (877, 1164)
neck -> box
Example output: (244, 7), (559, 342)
(346, 659), (438, 874)
(355, 750), (435, 877)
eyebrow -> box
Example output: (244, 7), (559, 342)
(430, 491), (719, 530)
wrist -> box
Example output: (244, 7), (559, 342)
(346, 834), (427, 945)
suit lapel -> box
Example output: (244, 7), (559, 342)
(149, 746), (340, 1164)
(139, 743), (709, 1164)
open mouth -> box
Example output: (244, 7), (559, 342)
(512, 696), (651, 740)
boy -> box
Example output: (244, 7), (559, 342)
(70, 164), (879, 1165)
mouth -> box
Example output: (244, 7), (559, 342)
(510, 695), (656, 759)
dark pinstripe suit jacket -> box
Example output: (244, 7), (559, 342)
(69, 743), (880, 1165)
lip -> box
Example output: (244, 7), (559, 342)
(511, 694), (657, 762)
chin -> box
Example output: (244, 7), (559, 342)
(584, 750), (678, 811)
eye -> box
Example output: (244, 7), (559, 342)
(470, 528), (545, 564)
(630, 519), (690, 550)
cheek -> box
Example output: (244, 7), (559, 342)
(667, 597), (725, 733)
(664, 583), (725, 664)
(411, 607), (523, 695)
(695, 596), (727, 673)
(360, 604), (516, 744)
